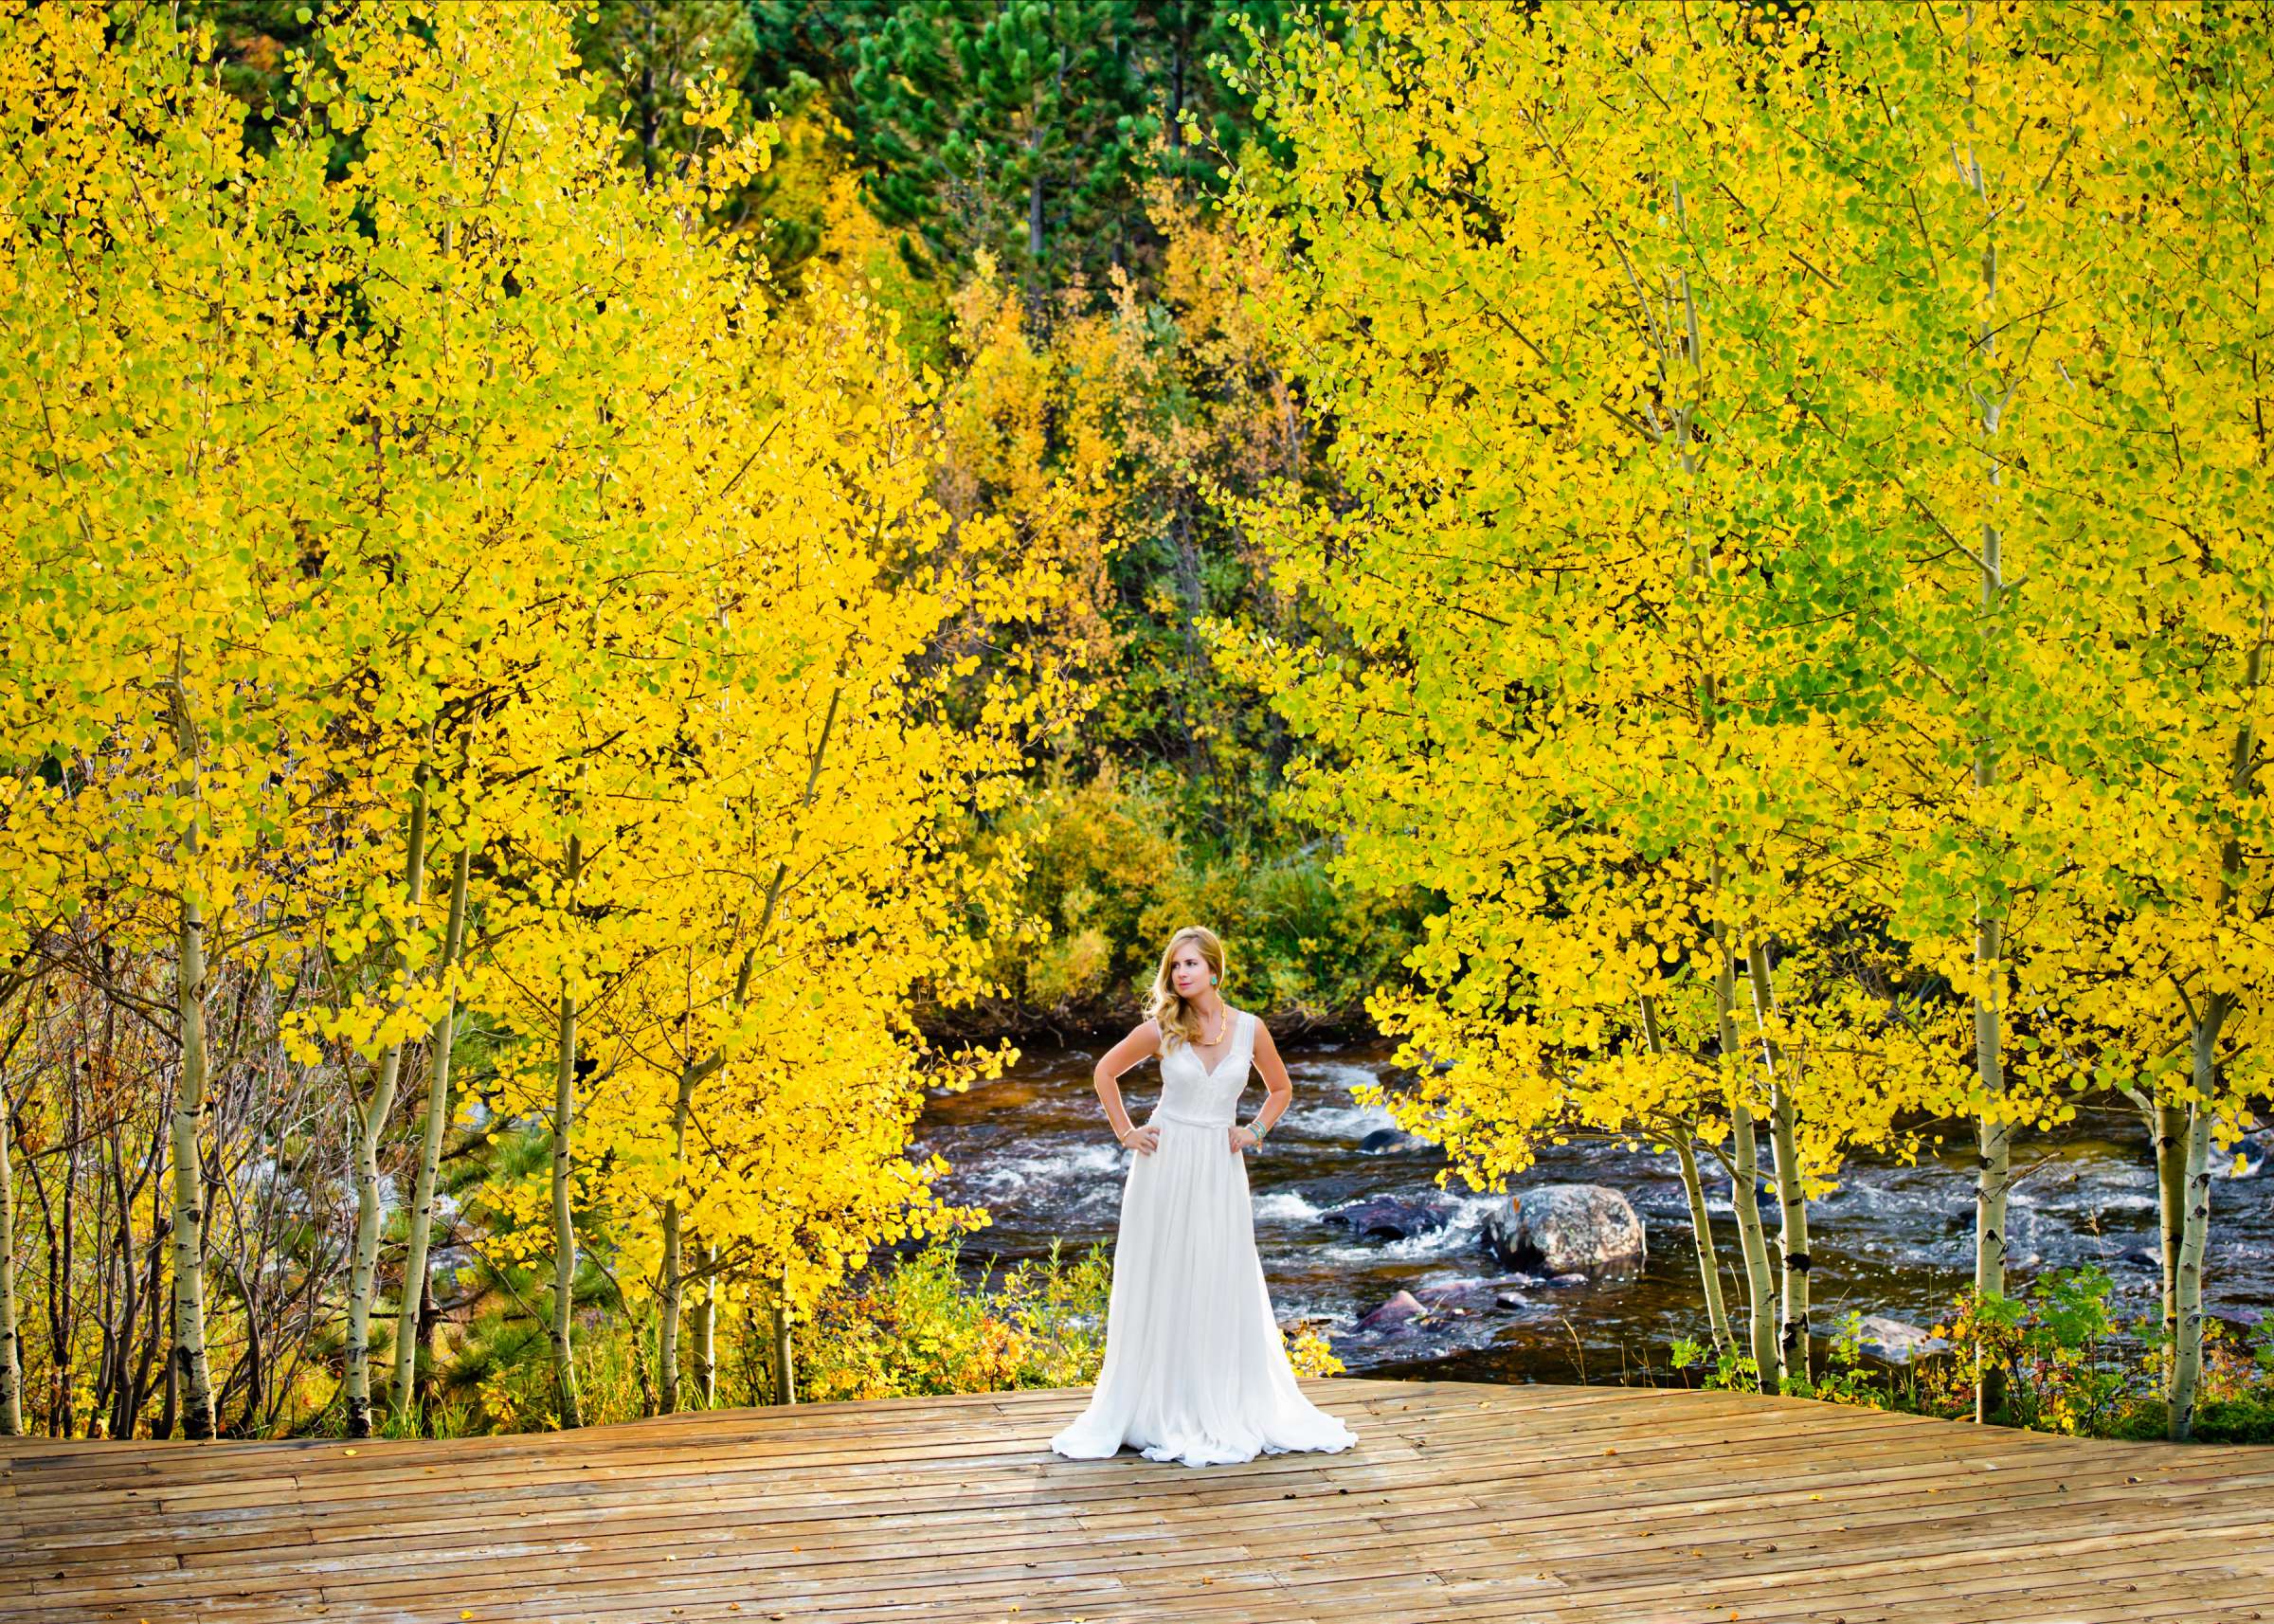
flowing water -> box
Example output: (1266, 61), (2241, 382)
(910, 1031), (2274, 1382)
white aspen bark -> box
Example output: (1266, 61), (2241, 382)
(657, 953), (748, 1416)
(389, 841), (471, 1426)
(550, 833), (585, 1431)
(2153, 1097), (2187, 1390)
(1714, 914), (1778, 1390)
(657, 1058), (704, 1416)
(2168, 626), (2265, 1435)
(2168, 1031), (2221, 1441)
(1639, 994), (1731, 1358)
(1744, 945), (1812, 1384)
(693, 1242), (718, 1408)
(167, 656), (217, 1440)
(347, 769), (428, 1438)
(0, 1069), (21, 1435)
(1666, 186), (1767, 1387)
(1961, 0), (2015, 1428)
(771, 1278), (795, 1407)
(1674, 1131), (1733, 1361)
(2168, 624), (2265, 1435)
(1728, 1108), (1778, 1390)
(2168, 1094), (2216, 1440)
(1972, 921), (2012, 1425)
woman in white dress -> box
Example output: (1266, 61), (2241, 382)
(1049, 925), (1359, 1468)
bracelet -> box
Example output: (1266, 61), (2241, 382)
(1246, 1117), (1271, 1144)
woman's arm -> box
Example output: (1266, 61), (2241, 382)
(1241, 1018), (1296, 1143)
(1092, 1020), (1164, 1154)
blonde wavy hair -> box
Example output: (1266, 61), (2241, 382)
(1146, 926), (1228, 1052)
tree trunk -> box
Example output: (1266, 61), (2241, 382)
(127, 1167), (167, 1437)
(2170, 992), (2228, 1441)
(347, 769), (429, 1438)
(1727, 1108), (1778, 1389)
(550, 834), (585, 1431)
(661, 689), (834, 1411)
(1972, 914), (2011, 1425)
(1959, 6), (2013, 1429)
(2156, 1096), (2210, 1437)
(657, 1061), (701, 1416)
(1713, 917), (1778, 1390)
(1673, 1130), (1732, 1361)
(99, 1095), (138, 1441)
(2152, 1096), (2187, 1389)
(167, 659), (217, 1441)
(770, 1273), (794, 1407)
(2167, 622), (2269, 1435)
(1744, 945), (1811, 1384)
(1639, 994), (1730, 1359)
(0, 1073), (21, 1435)
(390, 840), (471, 1426)
(692, 1242), (717, 1408)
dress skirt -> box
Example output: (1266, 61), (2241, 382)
(1048, 1105), (1360, 1468)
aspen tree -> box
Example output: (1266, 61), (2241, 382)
(549, 833), (585, 1431)
(1641, 995), (1731, 1360)
(0, 1098), (15, 1436)
(0, 0), (1126, 1441)
(659, 687), (835, 1414)
(390, 839), (471, 1424)
(165, 662), (218, 1440)
(1218, 3), (1918, 1396)
(344, 769), (429, 1438)
(1, 0), (367, 1437)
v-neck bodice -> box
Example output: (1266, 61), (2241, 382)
(1154, 1008), (1254, 1128)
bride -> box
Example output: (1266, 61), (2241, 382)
(1049, 925), (1359, 1468)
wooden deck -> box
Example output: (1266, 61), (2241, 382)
(3, 1378), (2271, 1624)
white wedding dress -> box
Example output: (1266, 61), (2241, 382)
(1049, 1007), (1359, 1468)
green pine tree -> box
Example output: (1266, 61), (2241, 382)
(752, 0), (1299, 297)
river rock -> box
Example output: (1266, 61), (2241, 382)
(1851, 1315), (1950, 1364)
(1356, 1290), (1427, 1332)
(1325, 1193), (1456, 1241)
(1411, 1282), (1491, 1312)
(1411, 1276), (1526, 1311)
(1360, 1127), (1434, 1154)
(1482, 1184), (1646, 1274)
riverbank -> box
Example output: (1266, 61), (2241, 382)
(908, 1029), (2274, 1421)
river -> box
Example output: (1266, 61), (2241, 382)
(910, 1029), (2272, 1381)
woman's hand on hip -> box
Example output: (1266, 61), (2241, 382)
(1118, 1124), (1160, 1156)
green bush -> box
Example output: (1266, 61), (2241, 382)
(1676, 1269), (2274, 1444)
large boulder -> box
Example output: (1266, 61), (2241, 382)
(1482, 1183), (1645, 1275)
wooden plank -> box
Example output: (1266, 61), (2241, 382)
(2, 1380), (2270, 1624)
